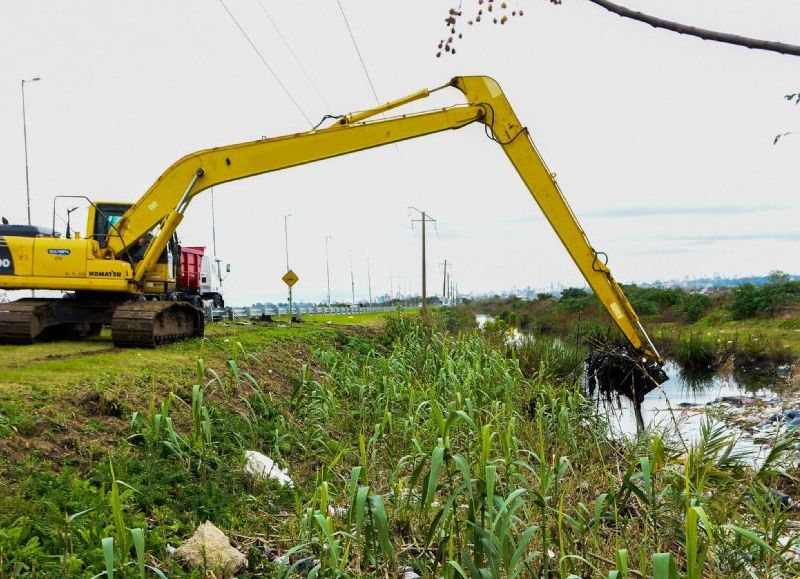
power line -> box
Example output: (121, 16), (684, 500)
(216, 0), (313, 127)
(255, 0), (331, 111)
(335, 0), (381, 106)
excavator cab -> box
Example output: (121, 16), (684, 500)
(87, 202), (131, 248)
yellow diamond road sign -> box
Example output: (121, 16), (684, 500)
(282, 269), (299, 287)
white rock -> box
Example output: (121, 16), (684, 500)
(244, 450), (294, 487)
(174, 520), (247, 575)
(398, 566), (422, 578)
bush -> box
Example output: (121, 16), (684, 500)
(729, 284), (761, 319)
(433, 307), (477, 335)
(729, 281), (800, 319)
(560, 287), (588, 299)
(628, 294), (660, 316)
(681, 293), (711, 322)
(497, 310), (517, 326)
(674, 332), (718, 372)
(513, 335), (588, 383)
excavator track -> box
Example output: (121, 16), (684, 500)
(111, 301), (204, 348)
(0, 298), (110, 344)
(0, 299), (56, 344)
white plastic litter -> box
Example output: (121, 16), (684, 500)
(244, 450), (294, 487)
(398, 566), (422, 579)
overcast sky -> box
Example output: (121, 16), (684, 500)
(1, 0), (798, 305)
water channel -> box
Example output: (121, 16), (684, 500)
(476, 315), (789, 456)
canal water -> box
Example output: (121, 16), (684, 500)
(476, 315), (783, 453)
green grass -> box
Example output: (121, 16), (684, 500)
(0, 311), (797, 577)
(0, 312), (400, 388)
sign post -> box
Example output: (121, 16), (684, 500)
(282, 269), (299, 319)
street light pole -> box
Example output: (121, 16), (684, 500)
(325, 234), (332, 305)
(349, 249), (355, 305)
(284, 213), (292, 317)
(21, 77), (41, 226)
(367, 256), (372, 305)
(211, 188), (218, 256)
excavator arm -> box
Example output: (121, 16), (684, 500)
(110, 76), (661, 363)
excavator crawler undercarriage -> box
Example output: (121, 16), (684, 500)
(0, 297), (202, 348)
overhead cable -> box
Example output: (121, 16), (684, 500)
(335, 0), (381, 105)
(216, 0), (313, 127)
(255, 0), (331, 111)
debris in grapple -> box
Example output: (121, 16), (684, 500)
(586, 344), (667, 403)
(586, 341), (668, 431)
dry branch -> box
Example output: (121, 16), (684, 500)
(586, 0), (800, 57)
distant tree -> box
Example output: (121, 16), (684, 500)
(767, 270), (791, 285)
(438, 1), (800, 58)
(681, 293), (711, 322)
(560, 287), (588, 299)
(536, 292), (553, 301)
(729, 284), (762, 319)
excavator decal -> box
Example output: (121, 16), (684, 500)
(0, 238), (14, 275)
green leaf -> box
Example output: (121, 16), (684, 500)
(354, 486), (369, 538)
(369, 494), (394, 565)
(652, 553), (679, 579)
(448, 560), (469, 578)
(145, 566), (169, 579)
(720, 524), (775, 552)
(424, 445), (445, 513)
(615, 549), (629, 577)
(594, 493), (608, 529)
(313, 514), (339, 567)
(130, 528), (145, 578)
(509, 525), (539, 578)
(101, 536), (115, 579)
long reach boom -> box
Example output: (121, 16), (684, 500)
(0, 76), (663, 362)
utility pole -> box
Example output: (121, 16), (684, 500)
(284, 213), (292, 316)
(442, 259), (447, 301)
(440, 260), (452, 304)
(325, 234), (332, 305)
(349, 249), (355, 305)
(409, 207), (436, 316)
(367, 257), (372, 304)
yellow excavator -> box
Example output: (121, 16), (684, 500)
(0, 75), (663, 370)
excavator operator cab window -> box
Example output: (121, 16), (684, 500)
(91, 202), (132, 247)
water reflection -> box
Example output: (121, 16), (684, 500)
(475, 314), (782, 447)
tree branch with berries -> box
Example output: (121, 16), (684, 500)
(438, 0), (800, 58)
